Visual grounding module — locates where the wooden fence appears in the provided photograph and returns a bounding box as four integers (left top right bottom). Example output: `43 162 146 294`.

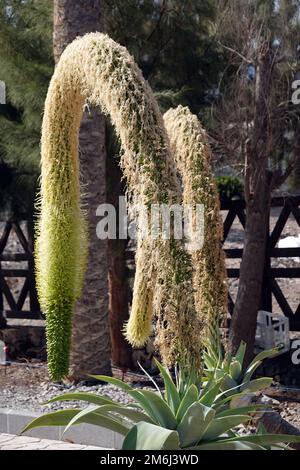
1 194 299 328
221 195 300 330
0 221 40 323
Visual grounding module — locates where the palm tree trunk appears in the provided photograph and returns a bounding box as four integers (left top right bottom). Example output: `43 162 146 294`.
53 0 111 379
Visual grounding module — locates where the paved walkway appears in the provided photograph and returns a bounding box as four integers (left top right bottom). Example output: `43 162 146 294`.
0 433 104 450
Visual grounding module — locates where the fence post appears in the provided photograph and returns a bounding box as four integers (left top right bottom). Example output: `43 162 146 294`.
261 207 272 312
0 223 6 328
27 220 40 314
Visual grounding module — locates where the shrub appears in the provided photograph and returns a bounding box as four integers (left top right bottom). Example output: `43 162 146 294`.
216 176 244 202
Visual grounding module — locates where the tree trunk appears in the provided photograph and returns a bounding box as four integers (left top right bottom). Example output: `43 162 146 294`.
53 0 111 379
108 238 132 369
260 411 300 450
229 186 270 361
107 143 133 370
53 1 104 63
230 42 275 363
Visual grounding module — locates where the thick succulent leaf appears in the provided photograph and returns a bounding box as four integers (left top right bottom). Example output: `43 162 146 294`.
242 348 280 384
229 361 242 382
154 359 180 414
188 441 266 450
244 350 278 383
205 334 221 363
201 415 250 442
256 422 268 435
216 404 270 418
203 351 217 370
44 393 115 406
224 351 232 366
197 434 300 448
199 379 223 408
220 374 238 392
214 375 265 407
203 369 215 381
89 375 133 392
235 341 247 367
176 385 199 422
128 389 177 429
213 390 251 410
214 369 226 381
92 404 155 424
62 405 131 436
122 422 180 450
240 377 273 393
22 409 82 433
137 362 162 397
243 360 263 382
177 402 215 448
248 347 280 370
22 408 129 436
229 393 253 409
200 377 216 396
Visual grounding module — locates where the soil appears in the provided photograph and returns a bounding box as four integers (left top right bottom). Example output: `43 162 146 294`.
266 387 300 429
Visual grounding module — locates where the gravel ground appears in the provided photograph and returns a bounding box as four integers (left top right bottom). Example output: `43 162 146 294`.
0 382 133 413
0 364 139 413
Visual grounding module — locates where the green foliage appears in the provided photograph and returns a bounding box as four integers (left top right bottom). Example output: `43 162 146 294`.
203 337 280 401
0 0 224 218
23 359 300 450
216 176 244 202
104 0 223 114
0 0 53 217
0 161 36 217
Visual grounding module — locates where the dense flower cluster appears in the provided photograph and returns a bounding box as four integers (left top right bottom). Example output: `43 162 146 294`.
36 33 206 380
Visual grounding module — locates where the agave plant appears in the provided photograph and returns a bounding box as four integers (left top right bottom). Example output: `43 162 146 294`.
23 360 300 450
203 334 281 402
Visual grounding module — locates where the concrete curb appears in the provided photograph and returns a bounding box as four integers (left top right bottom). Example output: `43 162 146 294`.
0 408 123 449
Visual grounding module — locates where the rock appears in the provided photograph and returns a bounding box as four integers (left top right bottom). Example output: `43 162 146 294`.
260 395 280 406
0 327 45 360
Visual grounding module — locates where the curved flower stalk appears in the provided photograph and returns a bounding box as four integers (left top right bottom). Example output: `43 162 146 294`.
164 106 227 350
36 33 201 380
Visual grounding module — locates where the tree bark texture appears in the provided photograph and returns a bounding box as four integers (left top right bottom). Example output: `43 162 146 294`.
107 148 134 369
53 0 111 379
230 42 275 363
